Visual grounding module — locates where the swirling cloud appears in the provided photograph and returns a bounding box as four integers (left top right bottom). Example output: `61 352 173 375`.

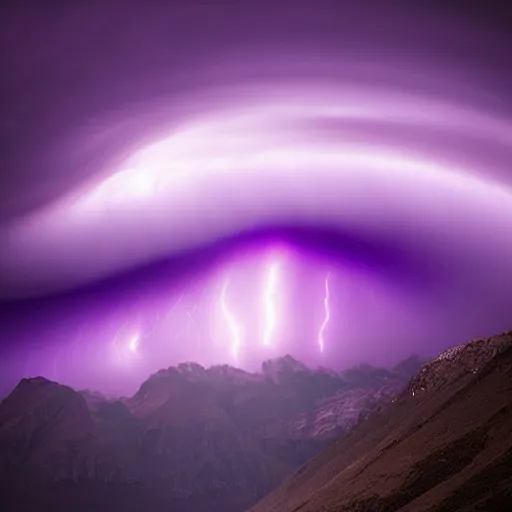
0 0 511 394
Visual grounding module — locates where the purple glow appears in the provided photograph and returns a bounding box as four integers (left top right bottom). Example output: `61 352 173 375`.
112 326 141 365
262 259 281 348
220 278 242 362
318 273 331 354
128 333 140 353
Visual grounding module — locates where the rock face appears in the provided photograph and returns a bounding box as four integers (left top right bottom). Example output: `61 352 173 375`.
0 378 97 481
0 355 420 512
250 330 512 512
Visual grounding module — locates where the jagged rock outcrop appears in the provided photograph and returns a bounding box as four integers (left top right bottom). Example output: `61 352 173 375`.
407 330 512 396
0 378 97 480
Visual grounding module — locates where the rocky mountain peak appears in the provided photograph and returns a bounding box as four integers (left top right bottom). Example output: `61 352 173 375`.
176 361 209 381
17 376 53 388
261 354 310 382
0 377 87 422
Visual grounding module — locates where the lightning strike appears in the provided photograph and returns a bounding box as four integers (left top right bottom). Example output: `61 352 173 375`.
140 291 185 342
186 304 197 339
220 279 241 361
263 260 280 347
111 326 123 360
318 272 331 353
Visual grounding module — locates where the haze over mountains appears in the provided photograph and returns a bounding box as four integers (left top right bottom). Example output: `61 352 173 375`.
1 330 511 512
0 354 422 511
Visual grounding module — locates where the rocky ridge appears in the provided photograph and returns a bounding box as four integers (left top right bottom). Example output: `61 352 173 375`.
408 329 512 396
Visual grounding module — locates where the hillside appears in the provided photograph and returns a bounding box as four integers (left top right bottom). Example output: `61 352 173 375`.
250 331 512 512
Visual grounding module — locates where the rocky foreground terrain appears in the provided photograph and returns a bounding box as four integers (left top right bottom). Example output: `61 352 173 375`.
0 354 421 511
3 330 511 512
250 330 512 512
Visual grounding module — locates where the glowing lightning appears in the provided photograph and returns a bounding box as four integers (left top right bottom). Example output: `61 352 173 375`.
220 279 241 361
318 272 331 353
128 333 140 353
263 260 280 347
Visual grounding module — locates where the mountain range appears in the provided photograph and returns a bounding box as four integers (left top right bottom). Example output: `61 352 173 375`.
2 330 511 512
0 353 422 511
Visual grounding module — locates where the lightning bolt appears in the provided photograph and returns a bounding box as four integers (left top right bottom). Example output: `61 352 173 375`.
186 304 197 338
142 291 186 341
318 272 331 353
220 279 241 361
263 260 280 347
111 325 124 361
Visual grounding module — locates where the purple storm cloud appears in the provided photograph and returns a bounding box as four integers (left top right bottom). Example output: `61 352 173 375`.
0 0 511 395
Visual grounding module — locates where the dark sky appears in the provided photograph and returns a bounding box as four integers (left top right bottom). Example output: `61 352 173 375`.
0 0 511 396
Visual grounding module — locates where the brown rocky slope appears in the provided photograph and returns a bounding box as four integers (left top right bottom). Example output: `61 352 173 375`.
250 330 512 512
